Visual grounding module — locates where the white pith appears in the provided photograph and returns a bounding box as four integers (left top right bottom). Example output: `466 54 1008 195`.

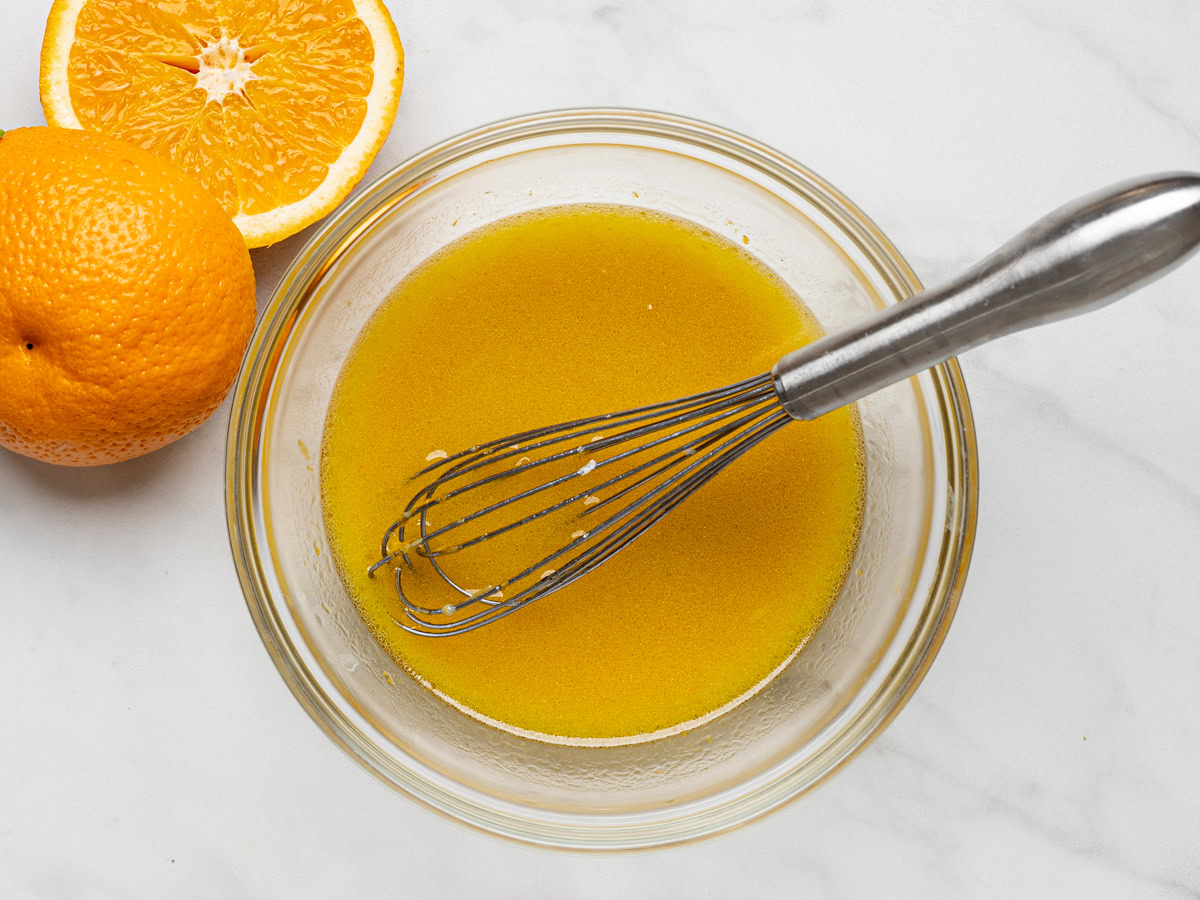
193 34 258 105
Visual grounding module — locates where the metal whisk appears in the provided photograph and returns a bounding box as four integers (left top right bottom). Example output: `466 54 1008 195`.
370 173 1200 636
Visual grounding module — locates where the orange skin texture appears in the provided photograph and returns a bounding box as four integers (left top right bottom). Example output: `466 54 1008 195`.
0 126 256 466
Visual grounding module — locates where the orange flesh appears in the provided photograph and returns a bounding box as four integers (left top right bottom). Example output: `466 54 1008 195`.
320 206 865 740
65 0 374 216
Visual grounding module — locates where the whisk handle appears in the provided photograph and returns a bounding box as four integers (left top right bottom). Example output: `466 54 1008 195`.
772 172 1200 420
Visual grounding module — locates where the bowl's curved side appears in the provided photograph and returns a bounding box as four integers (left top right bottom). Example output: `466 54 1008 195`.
225 108 979 850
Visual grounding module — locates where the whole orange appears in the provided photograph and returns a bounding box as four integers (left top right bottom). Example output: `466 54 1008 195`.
0 126 256 466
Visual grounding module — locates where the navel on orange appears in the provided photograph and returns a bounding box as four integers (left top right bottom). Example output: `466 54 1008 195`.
39 0 404 248
0 127 256 467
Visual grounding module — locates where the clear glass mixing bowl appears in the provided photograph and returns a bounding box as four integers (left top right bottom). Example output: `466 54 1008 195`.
226 108 978 850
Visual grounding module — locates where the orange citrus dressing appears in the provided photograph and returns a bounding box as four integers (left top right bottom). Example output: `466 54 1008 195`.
321 205 864 740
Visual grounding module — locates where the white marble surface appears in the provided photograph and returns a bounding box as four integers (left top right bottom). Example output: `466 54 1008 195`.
2 0 1199 896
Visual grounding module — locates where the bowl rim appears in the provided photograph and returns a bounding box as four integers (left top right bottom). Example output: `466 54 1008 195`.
225 106 979 851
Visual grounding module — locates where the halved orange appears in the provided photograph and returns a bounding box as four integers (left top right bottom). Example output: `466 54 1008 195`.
40 0 404 248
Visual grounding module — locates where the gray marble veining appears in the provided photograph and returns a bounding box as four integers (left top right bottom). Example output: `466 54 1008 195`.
1 0 1198 896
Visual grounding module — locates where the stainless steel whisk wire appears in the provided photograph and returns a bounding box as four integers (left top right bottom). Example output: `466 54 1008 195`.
369 173 1200 636
368 373 789 633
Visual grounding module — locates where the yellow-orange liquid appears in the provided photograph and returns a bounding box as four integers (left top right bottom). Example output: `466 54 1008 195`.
321 205 864 741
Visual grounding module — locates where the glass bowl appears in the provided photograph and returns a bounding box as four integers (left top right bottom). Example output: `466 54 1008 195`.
225 108 978 850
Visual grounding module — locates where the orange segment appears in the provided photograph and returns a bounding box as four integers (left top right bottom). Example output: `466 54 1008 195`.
229 0 360 45
66 44 203 140
40 0 403 248
74 0 197 56
175 102 238 214
221 93 331 214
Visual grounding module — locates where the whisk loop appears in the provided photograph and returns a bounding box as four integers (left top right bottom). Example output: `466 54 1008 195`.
369 374 788 636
